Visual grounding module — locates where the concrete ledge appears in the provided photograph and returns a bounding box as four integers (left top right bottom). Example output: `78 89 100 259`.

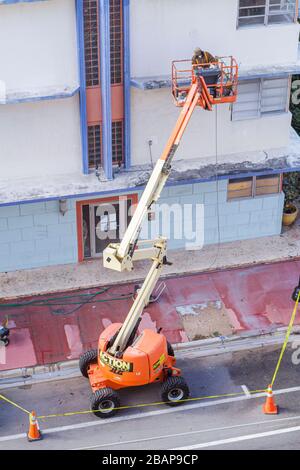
131 61 300 90
0 84 80 105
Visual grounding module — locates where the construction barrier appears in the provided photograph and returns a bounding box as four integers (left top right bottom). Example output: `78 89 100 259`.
270 291 300 388
0 388 266 420
0 290 299 439
263 385 278 415
27 411 42 442
260 290 300 415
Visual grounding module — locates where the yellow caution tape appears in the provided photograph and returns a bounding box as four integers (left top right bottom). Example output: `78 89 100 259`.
37 388 266 420
0 393 30 415
271 291 300 387
2 294 300 422
0 384 267 421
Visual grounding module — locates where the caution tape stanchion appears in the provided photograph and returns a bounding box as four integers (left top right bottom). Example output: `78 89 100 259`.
27 410 43 442
263 384 278 415
0 393 43 443
262 287 300 415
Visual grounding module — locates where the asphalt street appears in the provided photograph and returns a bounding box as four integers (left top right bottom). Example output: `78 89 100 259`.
1 343 300 450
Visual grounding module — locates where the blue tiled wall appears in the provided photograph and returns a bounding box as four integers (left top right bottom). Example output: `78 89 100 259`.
0 200 78 272
0 179 284 272
144 180 284 249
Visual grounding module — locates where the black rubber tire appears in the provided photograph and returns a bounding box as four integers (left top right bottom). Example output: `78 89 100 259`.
79 349 98 378
90 387 121 418
167 341 175 357
161 376 190 406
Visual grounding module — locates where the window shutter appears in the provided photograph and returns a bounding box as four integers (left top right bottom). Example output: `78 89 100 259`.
261 78 289 114
232 80 260 120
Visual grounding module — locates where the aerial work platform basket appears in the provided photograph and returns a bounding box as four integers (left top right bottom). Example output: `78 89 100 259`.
172 56 238 109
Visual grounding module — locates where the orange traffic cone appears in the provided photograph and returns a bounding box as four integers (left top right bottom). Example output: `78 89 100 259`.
263 384 278 415
27 411 43 442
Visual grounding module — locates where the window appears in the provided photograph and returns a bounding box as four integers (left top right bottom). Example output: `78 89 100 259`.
228 177 253 199
261 78 289 114
232 77 289 120
110 0 123 85
88 124 102 169
232 80 261 120
83 0 100 87
88 122 124 170
77 195 138 260
238 0 297 27
238 0 266 26
268 0 297 24
228 174 281 200
255 174 281 195
112 121 124 164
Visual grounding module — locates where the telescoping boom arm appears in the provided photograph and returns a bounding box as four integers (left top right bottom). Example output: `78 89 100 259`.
106 82 203 357
103 81 202 274
105 58 238 356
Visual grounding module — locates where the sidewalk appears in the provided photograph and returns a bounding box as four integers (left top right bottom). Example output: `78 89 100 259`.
1 258 300 374
0 212 300 300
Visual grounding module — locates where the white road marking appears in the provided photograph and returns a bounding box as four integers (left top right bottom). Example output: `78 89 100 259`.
1 384 300 443
72 414 300 450
0 433 26 442
241 385 251 398
172 424 300 450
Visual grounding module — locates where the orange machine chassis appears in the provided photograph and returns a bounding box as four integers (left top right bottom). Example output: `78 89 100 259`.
87 323 181 393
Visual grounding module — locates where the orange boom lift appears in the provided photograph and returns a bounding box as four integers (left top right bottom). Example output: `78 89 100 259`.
79 57 238 418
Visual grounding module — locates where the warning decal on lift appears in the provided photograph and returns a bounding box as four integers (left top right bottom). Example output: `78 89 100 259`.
100 351 134 373
153 353 165 371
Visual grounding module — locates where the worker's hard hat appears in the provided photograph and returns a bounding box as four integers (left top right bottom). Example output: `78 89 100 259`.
194 47 203 55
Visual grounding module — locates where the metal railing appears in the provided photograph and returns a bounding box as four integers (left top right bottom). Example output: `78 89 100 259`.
172 56 238 107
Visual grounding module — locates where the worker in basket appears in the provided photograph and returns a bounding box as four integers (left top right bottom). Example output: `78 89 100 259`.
192 47 220 100
192 47 216 69
192 47 232 100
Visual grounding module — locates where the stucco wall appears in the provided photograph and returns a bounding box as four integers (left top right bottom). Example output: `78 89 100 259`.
0 0 78 90
131 87 292 165
0 95 82 179
130 0 299 78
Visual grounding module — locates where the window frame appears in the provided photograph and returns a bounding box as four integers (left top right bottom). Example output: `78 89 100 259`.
83 0 101 88
232 77 290 121
237 0 298 28
88 123 102 170
227 174 282 201
76 194 138 262
112 120 124 165
110 0 124 86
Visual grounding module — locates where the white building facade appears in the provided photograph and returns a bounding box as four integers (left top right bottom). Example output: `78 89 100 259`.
0 0 299 273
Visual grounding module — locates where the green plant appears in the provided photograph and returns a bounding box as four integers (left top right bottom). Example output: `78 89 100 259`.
282 172 300 211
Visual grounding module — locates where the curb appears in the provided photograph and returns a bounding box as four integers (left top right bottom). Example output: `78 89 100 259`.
1 325 299 390
1 256 300 302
